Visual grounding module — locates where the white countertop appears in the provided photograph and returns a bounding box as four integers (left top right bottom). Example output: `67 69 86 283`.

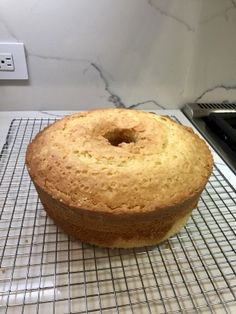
0 110 235 190
0 110 235 314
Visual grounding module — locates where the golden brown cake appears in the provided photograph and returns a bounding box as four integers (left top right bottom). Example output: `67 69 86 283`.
26 109 213 248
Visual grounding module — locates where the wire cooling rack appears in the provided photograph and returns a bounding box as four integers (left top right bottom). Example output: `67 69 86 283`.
0 118 235 314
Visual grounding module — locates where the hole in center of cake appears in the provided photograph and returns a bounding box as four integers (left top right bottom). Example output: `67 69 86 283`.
104 129 136 146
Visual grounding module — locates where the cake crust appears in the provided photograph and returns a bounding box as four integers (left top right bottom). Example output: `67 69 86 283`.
26 109 213 248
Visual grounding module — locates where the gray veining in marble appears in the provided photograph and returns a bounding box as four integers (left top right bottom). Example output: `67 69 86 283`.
231 0 236 7
90 62 126 108
199 4 236 24
0 13 19 41
194 84 236 103
88 63 165 109
29 52 164 110
128 100 165 110
28 52 89 64
147 0 195 32
40 111 67 117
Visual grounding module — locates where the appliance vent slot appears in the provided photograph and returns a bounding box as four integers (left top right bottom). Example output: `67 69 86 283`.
228 103 236 109
198 103 236 110
198 103 209 109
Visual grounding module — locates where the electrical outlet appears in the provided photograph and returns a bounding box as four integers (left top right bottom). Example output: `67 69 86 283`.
0 53 15 71
0 43 28 80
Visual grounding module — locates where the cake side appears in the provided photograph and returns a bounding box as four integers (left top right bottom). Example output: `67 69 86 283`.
34 181 201 248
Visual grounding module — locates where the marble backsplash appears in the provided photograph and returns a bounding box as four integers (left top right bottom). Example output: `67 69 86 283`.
0 0 236 111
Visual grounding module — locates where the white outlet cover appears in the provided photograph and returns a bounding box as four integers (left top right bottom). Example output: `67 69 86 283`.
0 53 15 71
0 43 28 80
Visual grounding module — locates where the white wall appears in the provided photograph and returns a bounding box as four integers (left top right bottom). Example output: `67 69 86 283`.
0 0 236 111
185 0 236 104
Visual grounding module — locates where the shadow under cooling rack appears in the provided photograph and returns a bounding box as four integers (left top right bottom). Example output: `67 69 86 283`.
0 118 236 314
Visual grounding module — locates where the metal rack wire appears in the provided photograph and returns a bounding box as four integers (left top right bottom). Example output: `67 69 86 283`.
0 118 235 314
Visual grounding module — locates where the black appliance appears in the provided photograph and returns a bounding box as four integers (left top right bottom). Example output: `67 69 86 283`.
182 103 236 175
